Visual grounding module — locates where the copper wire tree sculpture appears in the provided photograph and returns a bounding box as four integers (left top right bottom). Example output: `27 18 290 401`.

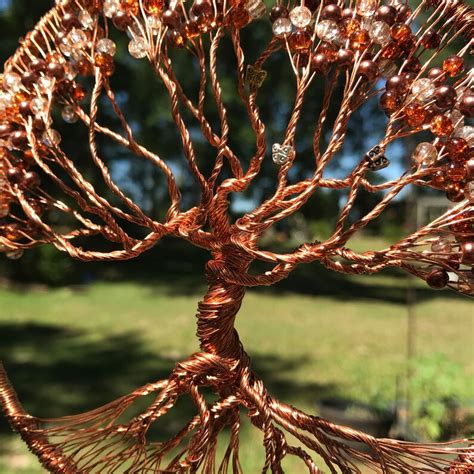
0 0 473 471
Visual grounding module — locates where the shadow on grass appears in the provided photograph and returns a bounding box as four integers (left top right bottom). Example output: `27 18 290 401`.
0 322 338 453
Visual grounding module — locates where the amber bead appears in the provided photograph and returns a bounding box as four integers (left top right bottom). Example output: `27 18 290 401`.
113 11 132 30
317 42 338 62
121 0 139 15
311 53 330 75
230 6 250 29
459 94 474 118
466 158 474 180
2 223 21 241
76 58 93 76
442 55 464 77
404 103 426 127
350 30 370 51
386 74 409 94
375 5 396 25
32 115 46 133
342 18 360 38
390 22 411 43
72 84 87 102
381 42 401 60
430 115 453 137
433 85 456 110
168 30 185 48
447 137 469 162
421 28 440 49
270 5 288 22
426 269 448 289
321 4 341 21
183 20 200 39
446 182 464 202
163 9 182 29
94 52 114 76
289 30 312 52
143 0 164 15
336 49 354 68
431 169 446 188
358 60 379 82
461 242 474 264
446 162 465 182
380 91 400 114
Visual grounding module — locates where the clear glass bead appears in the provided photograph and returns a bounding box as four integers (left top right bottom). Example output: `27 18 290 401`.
411 78 435 102
79 10 95 29
128 38 148 59
4 72 22 92
316 20 339 43
357 0 377 17
103 0 120 18
247 0 266 19
379 59 397 78
6 249 24 260
30 97 48 115
62 105 78 124
63 63 77 81
431 238 451 253
0 91 11 113
68 28 88 49
466 181 474 202
59 38 74 57
289 6 312 29
368 21 391 45
96 38 117 56
272 17 292 38
456 125 474 147
42 129 62 148
38 76 54 93
412 142 437 166
147 15 161 30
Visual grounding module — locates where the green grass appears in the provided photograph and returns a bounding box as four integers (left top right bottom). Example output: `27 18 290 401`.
0 250 473 472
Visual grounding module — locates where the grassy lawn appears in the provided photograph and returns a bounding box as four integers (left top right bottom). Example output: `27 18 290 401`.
0 241 473 472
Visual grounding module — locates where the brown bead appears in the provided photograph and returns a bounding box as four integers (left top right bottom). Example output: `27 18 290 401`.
386 74 409 94
404 103 426 127
21 71 38 89
421 28 441 49
62 13 81 30
443 55 464 77
447 137 469 162
430 114 453 137
167 30 185 48
381 42 401 59
396 4 412 22
461 242 474 264
431 169 446 188
433 85 456 109
375 5 397 25
11 130 29 150
336 48 354 68
19 101 32 118
190 0 213 19
72 84 87 102
403 56 421 73
358 60 379 82
270 5 288 22
427 67 445 85
379 91 400 114
390 22 411 43
46 62 65 80
7 167 23 184
29 58 47 73
32 116 46 133
321 4 341 21
311 53 330 75
304 0 318 12
143 0 165 15
289 30 312 52
426 269 449 289
317 42 338 62
459 94 474 118
446 182 464 202
162 9 182 29
230 6 250 29
399 35 416 54
0 122 13 138
22 171 40 189
112 11 132 30
350 30 370 51
446 162 465 182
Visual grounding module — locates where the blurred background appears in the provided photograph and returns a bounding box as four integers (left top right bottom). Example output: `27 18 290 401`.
0 0 473 472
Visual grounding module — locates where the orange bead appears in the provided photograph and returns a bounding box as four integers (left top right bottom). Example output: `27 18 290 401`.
76 58 93 76
442 55 464 77
230 6 250 29
350 30 370 51
430 114 453 137
390 22 411 43
404 103 426 127
289 30 312 52
143 0 165 15
72 84 86 102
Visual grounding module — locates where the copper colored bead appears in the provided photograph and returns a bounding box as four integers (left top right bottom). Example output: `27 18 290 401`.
29 58 47 73
191 0 213 19
76 58 93 76
399 35 416 54
433 85 456 109
21 71 38 89
403 56 421 73
270 4 288 22
404 103 426 127
375 5 397 25
390 22 411 43
336 48 354 68
289 30 312 52
431 169 445 188
7 167 23 184
162 9 182 29
396 4 412 22
317 42 338 62
32 115 46 132
446 162 465 182
426 269 449 289
430 115 453 137
459 94 474 118
443 55 464 77
428 67 445 85
94 52 115 77
46 62 65 80
421 28 441 49
341 7 353 19
62 13 81 30
381 42 401 60
72 84 87 102
379 91 400 114
386 74 409 94
350 30 370 51
112 11 132 30
357 60 379 82
22 171 40 189
11 130 28 150
447 137 469 162
19 101 32 118
184 20 200 38
321 4 341 21
230 6 250 29
446 182 464 202
461 242 474 264
311 53 330 75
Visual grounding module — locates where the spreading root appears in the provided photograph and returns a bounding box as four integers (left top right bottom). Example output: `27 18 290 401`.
1 356 472 473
